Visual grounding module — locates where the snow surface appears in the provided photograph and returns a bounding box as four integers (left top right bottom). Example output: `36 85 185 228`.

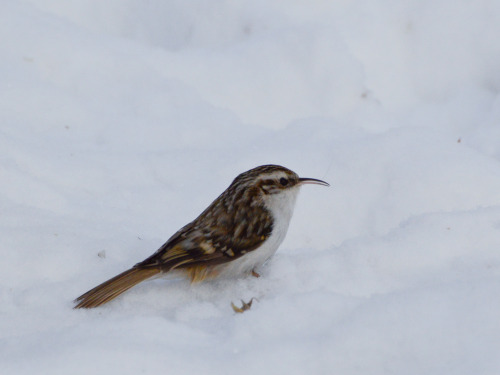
2 0 500 374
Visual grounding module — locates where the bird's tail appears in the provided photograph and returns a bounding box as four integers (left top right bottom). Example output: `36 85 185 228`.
74 267 161 309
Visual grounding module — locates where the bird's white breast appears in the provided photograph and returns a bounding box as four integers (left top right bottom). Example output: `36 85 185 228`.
216 186 300 278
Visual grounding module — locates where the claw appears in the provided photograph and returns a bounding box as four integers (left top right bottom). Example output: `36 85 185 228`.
231 298 257 313
251 269 261 278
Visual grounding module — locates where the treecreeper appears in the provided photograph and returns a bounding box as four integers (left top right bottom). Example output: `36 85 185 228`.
74 164 329 308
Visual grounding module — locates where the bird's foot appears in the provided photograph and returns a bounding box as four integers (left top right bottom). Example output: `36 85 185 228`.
251 269 261 278
231 298 257 313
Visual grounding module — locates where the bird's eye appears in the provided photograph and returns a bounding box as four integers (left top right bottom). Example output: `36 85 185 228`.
279 177 289 186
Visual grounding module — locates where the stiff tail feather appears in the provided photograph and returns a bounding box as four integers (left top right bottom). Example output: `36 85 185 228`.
74 267 161 309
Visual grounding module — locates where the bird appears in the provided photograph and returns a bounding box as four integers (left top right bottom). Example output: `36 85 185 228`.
74 164 329 308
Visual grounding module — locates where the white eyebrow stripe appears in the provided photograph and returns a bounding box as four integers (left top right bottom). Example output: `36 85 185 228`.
256 171 289 182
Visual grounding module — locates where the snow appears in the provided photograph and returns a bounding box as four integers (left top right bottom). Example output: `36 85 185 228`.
2 0 500 373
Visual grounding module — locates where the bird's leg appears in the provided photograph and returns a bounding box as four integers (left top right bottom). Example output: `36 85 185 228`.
251 269 261 278
231 298 257 313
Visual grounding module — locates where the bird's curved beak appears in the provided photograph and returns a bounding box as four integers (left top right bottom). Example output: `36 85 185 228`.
298 177 330 187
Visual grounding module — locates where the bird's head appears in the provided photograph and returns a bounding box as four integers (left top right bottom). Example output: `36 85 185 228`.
227 165 329 212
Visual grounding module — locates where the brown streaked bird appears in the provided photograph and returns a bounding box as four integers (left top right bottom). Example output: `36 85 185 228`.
74 165 329 308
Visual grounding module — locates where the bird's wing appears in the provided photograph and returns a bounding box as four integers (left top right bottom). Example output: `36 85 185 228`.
136 205 273 271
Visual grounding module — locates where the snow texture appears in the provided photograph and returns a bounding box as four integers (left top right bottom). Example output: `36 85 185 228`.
2 1 500 374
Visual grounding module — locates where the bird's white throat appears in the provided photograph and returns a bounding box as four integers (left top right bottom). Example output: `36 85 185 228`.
263 185 300 239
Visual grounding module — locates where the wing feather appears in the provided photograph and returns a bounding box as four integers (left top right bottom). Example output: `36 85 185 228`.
136 204 273 271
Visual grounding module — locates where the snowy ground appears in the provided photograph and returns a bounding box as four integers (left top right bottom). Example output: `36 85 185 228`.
2 1 500 374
